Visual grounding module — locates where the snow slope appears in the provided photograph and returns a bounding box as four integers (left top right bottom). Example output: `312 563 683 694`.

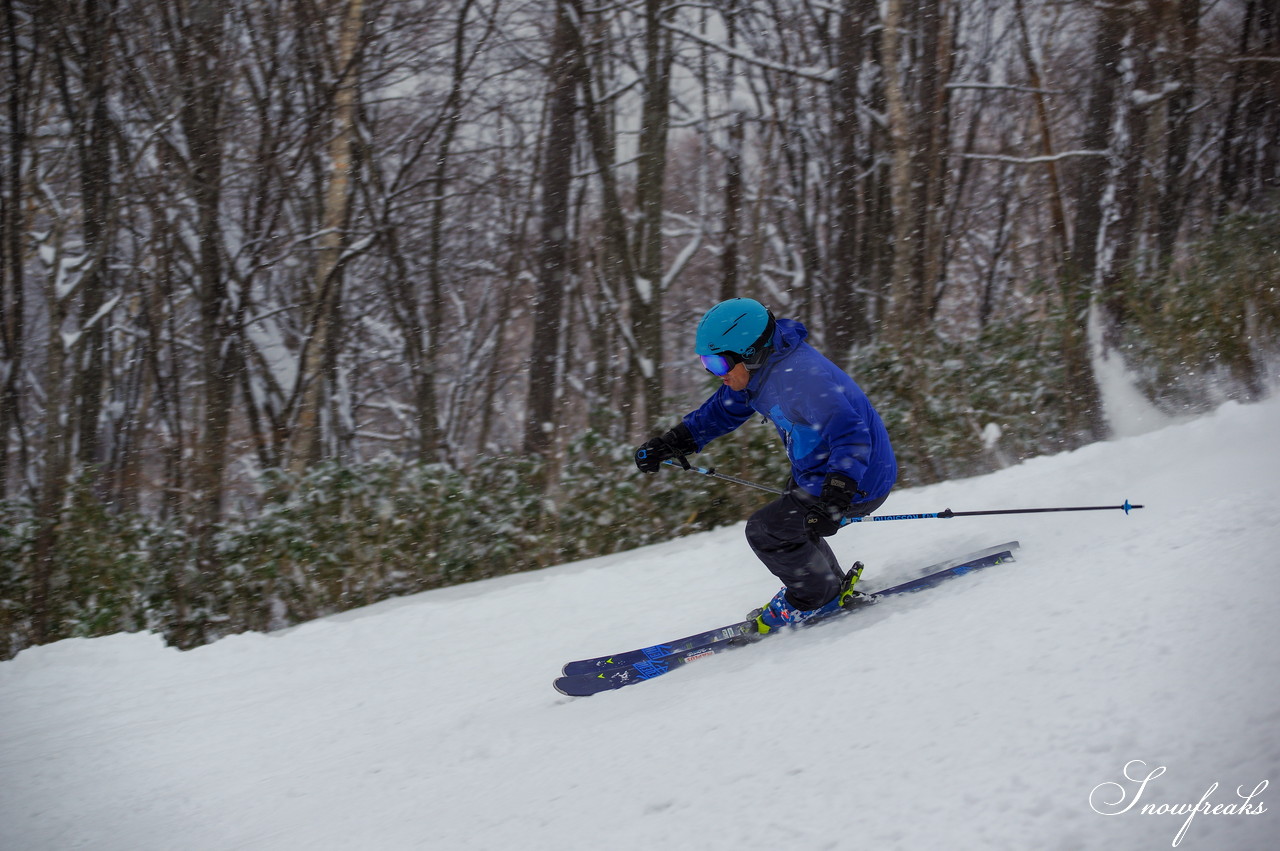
3 397 1279 851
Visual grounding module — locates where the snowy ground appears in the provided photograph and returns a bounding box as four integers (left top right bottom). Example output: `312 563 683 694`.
3 396 1279 851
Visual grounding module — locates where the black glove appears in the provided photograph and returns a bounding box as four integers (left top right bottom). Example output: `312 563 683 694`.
635 423 697 474
805 472 862 537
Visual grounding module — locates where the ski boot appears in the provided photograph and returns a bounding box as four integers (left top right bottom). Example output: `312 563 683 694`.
751 562 870 634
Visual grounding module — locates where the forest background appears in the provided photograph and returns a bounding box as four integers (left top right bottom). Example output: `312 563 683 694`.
1 0 1277 658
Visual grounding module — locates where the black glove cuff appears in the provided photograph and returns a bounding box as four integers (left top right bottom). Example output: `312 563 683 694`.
663 423 698 457
819 472 860 511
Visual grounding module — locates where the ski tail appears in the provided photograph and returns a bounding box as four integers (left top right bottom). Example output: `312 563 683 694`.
874 542 1018 597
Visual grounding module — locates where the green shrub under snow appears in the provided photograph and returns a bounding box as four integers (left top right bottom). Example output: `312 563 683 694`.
1118 208 1280 410
0 420 792 658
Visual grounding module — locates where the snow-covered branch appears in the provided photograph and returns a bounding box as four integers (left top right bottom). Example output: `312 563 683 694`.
959 150 1108 165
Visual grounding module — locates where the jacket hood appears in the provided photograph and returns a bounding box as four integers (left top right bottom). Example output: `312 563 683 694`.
771 317 807 357
743 317 806 393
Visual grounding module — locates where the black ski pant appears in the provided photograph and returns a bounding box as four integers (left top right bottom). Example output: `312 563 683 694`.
744 485 889 611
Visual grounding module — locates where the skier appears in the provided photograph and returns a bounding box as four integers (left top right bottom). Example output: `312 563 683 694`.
635 297 898 633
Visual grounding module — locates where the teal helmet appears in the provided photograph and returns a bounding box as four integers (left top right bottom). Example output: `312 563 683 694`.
695 298 776 376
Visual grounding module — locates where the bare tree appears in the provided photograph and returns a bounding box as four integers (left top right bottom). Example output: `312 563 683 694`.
828 0 879 362
1215 0 1279 219
524 0 578 457
881 0 919 342
630 0 676 431
1012 0 1070 264
1061 0 1125 446
290 0 366 472
0 0 35 496
25 0 122 641
718 0 745 304
172 0 233 642
1156 0 1201 269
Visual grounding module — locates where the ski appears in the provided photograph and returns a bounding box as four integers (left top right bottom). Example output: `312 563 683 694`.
560 541 1017 677
559 620 762 678
554 542 1019 697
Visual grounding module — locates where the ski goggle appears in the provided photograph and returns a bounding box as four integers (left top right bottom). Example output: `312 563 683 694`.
700 352 740 377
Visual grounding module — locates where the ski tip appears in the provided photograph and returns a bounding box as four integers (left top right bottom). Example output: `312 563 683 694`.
552 678 580 697
562 657 621 676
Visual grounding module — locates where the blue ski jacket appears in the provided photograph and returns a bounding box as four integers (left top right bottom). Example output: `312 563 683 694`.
681 318 897 500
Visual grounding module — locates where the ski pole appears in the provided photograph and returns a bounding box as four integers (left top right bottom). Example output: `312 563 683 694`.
660 459 1143 520
837 501 1143 525
661 458 787 495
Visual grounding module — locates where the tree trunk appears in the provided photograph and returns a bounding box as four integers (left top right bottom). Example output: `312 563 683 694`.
1012 0 1070 263
67 0 113 474
631 0 674 431
1214 0 1279 218
881 0 918 343
1061 1 1126 447
720 1 744 303
291 0 364 473
523 0 577 456
568 0 639 439
912 0 951 323
0 0 32 497
415 0 476 464
28 0 118 643
858 0 892 339
828 0 876 363
178 0 231 644
1156 0 1200 269
1098 4 1156 337
29 232 76 644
